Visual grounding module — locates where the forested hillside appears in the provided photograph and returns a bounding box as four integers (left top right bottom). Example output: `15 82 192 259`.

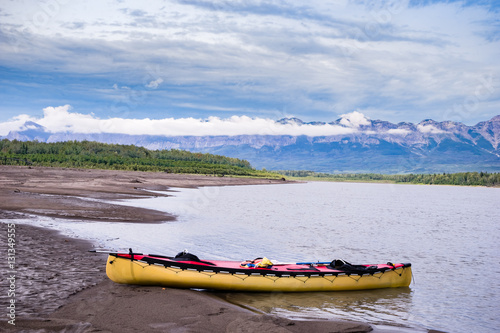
0 139 282 178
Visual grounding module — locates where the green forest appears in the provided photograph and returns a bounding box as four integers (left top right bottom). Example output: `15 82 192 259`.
279 170 500 187
0 139 282 178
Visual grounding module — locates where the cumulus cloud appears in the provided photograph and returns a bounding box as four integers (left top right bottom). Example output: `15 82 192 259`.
417 124 446 134
0 114 38 136
0 106 474 138
0 105 360 137
339 111 371 128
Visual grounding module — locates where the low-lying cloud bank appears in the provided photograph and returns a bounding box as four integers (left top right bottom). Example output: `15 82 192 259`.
0 105 450 137
0 105 358 137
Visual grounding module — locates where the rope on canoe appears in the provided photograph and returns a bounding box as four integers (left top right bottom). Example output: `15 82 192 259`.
123 255 409 285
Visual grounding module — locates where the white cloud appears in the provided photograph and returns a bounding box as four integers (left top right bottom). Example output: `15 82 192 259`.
417 124 446 134
1 105 357 137
386 128 411 136
0 114 38 136
339 111 371 128
1 0 498 124
146 78 164 89
1 106 472 138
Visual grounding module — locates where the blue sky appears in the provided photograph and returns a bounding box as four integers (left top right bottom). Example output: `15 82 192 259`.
0 0 499 130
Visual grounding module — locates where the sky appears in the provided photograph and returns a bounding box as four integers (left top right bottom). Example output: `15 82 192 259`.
0 0 499 135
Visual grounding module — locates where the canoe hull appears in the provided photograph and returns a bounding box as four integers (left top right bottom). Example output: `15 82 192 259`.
106 255 412 292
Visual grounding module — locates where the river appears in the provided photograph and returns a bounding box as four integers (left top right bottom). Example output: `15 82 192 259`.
13 181 500 332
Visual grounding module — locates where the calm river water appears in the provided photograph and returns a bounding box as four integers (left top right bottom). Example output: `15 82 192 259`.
14 182 500 332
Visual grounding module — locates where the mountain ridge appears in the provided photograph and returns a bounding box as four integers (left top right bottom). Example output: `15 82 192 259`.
3 114 499 174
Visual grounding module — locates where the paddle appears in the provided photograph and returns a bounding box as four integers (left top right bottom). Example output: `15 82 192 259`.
271 261 331 266
89 249 144 256
90 250 336 267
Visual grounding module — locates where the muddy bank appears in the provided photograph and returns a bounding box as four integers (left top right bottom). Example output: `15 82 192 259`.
0 166 291 223
0 222 373 333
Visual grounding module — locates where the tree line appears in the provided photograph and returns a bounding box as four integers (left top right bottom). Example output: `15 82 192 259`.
278 170 500 187
0 139 282 178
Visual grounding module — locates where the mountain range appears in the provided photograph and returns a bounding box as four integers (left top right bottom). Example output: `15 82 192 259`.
3 115 500 174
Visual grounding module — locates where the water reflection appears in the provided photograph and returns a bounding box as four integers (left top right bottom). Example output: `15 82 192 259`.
212 287 414 326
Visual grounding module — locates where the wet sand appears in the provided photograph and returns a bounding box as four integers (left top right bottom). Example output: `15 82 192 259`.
0 166 419 332
0 165 291 222
0 223 374 333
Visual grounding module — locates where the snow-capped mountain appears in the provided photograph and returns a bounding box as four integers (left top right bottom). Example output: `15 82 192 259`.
3 115 500 173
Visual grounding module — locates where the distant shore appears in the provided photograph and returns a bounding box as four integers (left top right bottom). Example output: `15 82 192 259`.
286 174 500 187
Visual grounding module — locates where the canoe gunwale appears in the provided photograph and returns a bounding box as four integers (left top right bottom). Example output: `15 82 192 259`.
109 253 412 279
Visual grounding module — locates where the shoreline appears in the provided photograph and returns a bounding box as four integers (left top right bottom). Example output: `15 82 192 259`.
0 221 406 333
0 166 435 332
287 176 500 188
0 165 294 223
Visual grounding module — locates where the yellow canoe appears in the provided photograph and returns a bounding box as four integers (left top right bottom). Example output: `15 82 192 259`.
105 251 412 292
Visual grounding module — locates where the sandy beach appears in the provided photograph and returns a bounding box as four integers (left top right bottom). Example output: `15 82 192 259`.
0 166 433 332
0 165 291 223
